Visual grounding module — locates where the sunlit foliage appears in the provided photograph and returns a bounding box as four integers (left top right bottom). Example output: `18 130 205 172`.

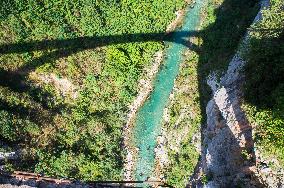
0 0 186 180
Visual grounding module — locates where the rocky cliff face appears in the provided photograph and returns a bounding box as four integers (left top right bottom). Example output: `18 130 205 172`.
200 54 260 187
189 0 284 187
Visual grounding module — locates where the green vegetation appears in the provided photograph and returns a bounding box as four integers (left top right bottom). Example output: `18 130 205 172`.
243 0 284 167
0 0 186 180
162 51 201 187
1 0 281 184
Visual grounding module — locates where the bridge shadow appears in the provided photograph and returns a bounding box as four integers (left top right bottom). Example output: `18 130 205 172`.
0 31 199 103
0 0 269 187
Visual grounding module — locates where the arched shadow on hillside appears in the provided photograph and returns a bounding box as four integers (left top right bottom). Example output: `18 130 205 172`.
0 31 199 98
0 0 271 186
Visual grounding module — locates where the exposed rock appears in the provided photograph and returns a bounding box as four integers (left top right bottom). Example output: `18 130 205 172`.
0 152 18 161
166 10 185 33
253 147 284 187
29 72 78 99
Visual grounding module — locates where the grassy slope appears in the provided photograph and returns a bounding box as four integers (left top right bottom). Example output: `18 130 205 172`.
0 0 186 180
243 0 284 168
162 0 259 187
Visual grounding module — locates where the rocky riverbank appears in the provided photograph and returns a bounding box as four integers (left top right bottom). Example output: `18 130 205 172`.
153 50 202 186
122 51 163 181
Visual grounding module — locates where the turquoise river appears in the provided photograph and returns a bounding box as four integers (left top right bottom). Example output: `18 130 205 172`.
133 0 204 181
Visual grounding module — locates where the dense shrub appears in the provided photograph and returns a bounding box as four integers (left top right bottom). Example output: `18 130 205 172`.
243 0 284 164
0 0 186 180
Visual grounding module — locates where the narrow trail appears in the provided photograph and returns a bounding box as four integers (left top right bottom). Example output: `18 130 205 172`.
132 0 204 181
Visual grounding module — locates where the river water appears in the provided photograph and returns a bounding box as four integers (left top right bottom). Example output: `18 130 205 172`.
133 0 203 181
